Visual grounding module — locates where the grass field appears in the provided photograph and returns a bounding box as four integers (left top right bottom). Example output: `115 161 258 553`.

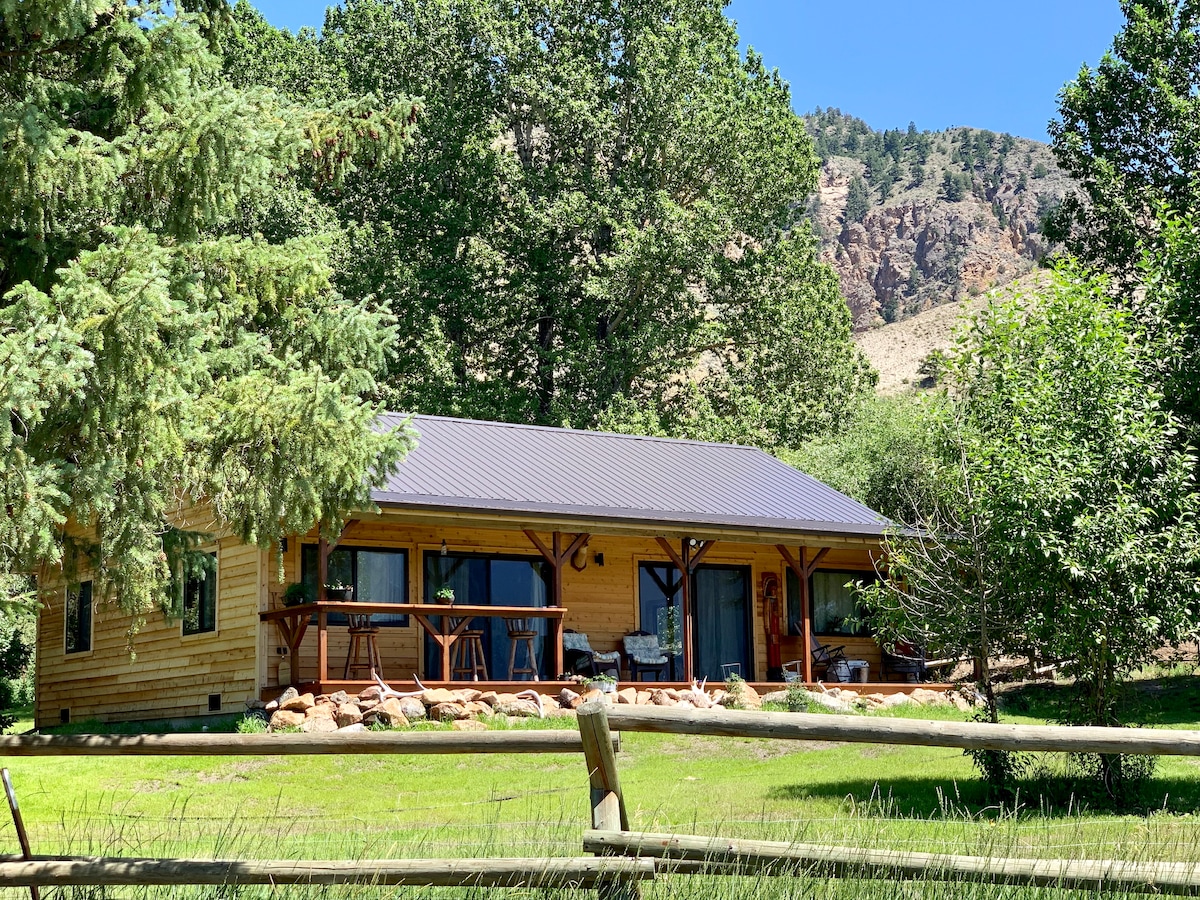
1 674 1199 898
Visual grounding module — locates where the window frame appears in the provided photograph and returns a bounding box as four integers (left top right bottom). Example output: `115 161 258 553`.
65 580 93 655
299 544 410 627
181 551 218 637
807 568 876 638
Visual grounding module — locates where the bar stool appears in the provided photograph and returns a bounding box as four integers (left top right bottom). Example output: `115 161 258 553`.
344 613 384 680
449 617 488 681
505 618 539 681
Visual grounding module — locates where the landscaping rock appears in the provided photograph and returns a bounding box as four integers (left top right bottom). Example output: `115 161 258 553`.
329 690 350 705
495 698 541 717
910 688 949 707
675 700 695 710
421 688 458 705
464 701 493 718
881 693 911 708
452 689 483 703
452 719 487 731
650 689 675 706
301 716 338 734
664 688 682 701
278 686 299 704
478 691 501 707
336 703 363 728
269 709 305 730
740 684 762 709
807 691 853 713
357 686 382 703
338 723 367 733
358 697 379 711
708 689 726 706
559 688 583 709
615 687 638 705
948 692 973 713
280 692 315 713
373 697 412 727
263 699 279 713
430 702 468 721
635 690 651 705
579 689 606 705
398 697 427 721
760 690 789 706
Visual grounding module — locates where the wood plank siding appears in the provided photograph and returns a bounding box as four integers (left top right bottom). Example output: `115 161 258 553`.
37 513 884 727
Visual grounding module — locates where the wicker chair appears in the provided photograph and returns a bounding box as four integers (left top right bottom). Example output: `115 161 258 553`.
623 630 669 681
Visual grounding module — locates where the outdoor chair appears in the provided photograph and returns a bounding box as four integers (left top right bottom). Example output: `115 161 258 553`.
809 634 847 681
623 630 670 681
882 641 927 683
563 630 621 677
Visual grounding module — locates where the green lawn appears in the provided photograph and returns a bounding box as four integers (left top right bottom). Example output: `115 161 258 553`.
2 677 1199 898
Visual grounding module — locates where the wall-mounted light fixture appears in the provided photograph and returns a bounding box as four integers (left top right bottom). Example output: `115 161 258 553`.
594 552 605 567
440 539 448 557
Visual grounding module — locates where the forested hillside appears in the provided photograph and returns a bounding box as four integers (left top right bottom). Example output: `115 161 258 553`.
803 109 1071 328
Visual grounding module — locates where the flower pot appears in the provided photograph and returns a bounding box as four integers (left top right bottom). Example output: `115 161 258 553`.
325 587 354 602
586 679 617 694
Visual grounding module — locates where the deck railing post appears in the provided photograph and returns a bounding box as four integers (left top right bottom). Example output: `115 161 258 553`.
577 701 637 900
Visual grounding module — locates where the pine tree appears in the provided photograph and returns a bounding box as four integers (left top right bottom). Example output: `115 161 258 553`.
0 2 421 621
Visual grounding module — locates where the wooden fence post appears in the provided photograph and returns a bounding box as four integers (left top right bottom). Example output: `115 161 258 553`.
577 700 637 900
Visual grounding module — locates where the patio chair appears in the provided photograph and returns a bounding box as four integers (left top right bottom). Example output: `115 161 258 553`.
809 634 847 681
882 641 927 683
623 630 670 681
562 630 621 677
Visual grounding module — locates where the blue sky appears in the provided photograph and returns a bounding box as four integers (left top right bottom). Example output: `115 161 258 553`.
248 0 1126 141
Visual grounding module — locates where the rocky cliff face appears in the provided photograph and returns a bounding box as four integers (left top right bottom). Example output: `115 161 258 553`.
805 112 1071 329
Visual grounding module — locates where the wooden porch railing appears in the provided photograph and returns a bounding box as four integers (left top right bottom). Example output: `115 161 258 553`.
259 603 567 686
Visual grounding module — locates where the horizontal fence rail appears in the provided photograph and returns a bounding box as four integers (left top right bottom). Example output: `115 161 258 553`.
0 730 615 757
583 831 1200 895
0 856 656 888
603 704 1200 756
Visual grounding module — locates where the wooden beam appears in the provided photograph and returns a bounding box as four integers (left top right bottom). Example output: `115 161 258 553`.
654 537 685 572
582 831 1200 895
687 540 715 571
805 547 831 577
0 857 655 889
524 529 555 566
0 731 619 757
603 705 1200 756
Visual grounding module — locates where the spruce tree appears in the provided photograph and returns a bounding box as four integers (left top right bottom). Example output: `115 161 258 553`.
0 2 421 621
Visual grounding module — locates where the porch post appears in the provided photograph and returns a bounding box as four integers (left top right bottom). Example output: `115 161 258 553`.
655 538 715 683
524 530 590 678
317 608 328 689
777 545 830 684
317 537 329 602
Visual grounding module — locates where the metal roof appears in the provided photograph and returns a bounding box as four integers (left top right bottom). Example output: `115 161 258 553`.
371 414 890 539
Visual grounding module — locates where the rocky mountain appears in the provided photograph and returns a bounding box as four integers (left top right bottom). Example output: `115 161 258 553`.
804 110 1072 329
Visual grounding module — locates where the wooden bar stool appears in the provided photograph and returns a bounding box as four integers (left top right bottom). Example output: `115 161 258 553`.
505 618 539 681
449 617 488 681
344 613 384 680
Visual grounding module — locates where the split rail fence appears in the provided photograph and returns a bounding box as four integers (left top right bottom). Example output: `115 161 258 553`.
2 708 1200 895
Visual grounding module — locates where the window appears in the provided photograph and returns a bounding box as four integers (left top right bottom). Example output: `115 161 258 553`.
422 552 551 677
787 569 874 637
300 545 409 626
65 581 92 654
182 552 217 635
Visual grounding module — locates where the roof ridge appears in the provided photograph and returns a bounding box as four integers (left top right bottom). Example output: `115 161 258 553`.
387 412 772 454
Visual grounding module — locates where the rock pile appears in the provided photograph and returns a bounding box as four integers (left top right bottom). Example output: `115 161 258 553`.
251 683 980 732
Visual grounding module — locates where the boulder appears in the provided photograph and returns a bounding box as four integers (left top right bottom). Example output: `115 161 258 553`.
245 698 267 710
357 686 382 703
478 691 501 707
948 692 973 713
635 691 652 706
338 723 368 733
675 700 695 710
358 698 379 711
301 716 338 734
280 692 315 713
559 688 583 709
650 689 675 706
615 687 638 705
306 702 336 720
430 702 468 721
421 688 459 705
664 688 682 701
910 688 949 707
372 697 411 727
451 719 487 731
398 697 427 721
452 689 483 704
278 686 300 704
740 684 762 709
269 709 305 730
864 693 887 704
463 701 493 718
579 689 605 705
263 699 280 713
807 691 853 713
336 703 363 728
495 698 541 717
760 690 789 706
881 692 911 708
329 690 350 705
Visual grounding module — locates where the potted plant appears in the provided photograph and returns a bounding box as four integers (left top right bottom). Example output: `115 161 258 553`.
584 673 618 694
434 586 455 603
282 582 314 607
324 581 354 602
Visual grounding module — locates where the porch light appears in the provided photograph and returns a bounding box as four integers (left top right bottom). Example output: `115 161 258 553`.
440 539 447 557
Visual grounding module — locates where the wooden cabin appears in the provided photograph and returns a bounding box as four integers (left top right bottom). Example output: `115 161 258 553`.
34 415 898 728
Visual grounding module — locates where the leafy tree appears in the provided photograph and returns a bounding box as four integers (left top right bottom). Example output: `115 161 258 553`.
228 0 872 435
865 269 1200 753
0 1 420 622
1048 0 1200 275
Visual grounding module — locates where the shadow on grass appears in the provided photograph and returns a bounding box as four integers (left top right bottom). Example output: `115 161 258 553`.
998 673 1200 728
768 771 1200 818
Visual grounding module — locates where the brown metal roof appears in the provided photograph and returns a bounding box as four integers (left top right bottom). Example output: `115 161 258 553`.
372 414 890 539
